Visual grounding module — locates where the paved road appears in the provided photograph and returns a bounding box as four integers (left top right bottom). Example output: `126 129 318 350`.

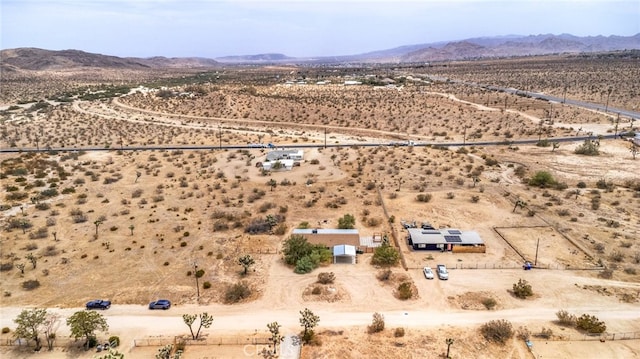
0 134 620 154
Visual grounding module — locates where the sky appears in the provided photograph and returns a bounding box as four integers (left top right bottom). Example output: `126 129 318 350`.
1 0 639 58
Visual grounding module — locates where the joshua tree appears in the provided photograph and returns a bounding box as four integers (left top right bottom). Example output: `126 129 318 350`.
135 171 142 183
128 224 135 236
16 263 25 274
238 254 255 275
26 253 37 269
445 338 454 358
631 144 638 160
552 142 560 152
52 231 58 241
513 199 527 213
267 321 284 354
299 308 320 343
182 313 214 340
94 220 103 237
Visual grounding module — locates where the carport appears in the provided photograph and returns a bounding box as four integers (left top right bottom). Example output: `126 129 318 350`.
333 244 356 264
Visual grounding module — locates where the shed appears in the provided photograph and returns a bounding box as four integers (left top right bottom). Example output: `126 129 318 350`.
292 228 360 248
333 245 356 264
262 159 294 171
407 228 486 253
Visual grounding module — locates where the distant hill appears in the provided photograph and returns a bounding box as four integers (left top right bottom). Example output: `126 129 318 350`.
2 33 639 70
0 48 218 72
216 53 293 63
399 33 640 62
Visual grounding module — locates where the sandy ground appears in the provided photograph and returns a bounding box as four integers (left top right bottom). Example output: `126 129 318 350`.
1 79 639 358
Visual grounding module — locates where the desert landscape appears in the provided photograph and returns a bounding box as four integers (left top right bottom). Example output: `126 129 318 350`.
1 49 639 359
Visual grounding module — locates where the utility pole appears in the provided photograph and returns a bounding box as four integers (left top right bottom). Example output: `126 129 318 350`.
324 128 327 149
534 238 540 266
218 124 222 149
463 126 467 145
614 113 620 138
605 87 612 113
193 261 200 301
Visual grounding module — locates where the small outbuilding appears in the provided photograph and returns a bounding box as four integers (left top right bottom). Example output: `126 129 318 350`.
262 159 294 171
407 228 485 253
333 244 356 264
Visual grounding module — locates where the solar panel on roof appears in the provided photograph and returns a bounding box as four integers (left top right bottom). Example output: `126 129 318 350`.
448 230 462 235
444 235 462 243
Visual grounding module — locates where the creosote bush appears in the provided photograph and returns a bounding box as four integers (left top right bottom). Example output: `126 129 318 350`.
555 309 577 327
480 319 513 344
396 282 414 300
224 281 252 303
512 279 533 299
367 312 385 334
576 314 606 334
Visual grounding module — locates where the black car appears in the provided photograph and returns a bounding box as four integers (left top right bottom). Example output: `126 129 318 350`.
86 299 111 310
148 299 171 310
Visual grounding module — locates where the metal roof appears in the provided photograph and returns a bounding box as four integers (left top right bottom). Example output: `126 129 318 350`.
293 229 359 235
408 228 484 245
333 244 356 256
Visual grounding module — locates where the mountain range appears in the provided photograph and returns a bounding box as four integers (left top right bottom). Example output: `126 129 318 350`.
2 33 639 71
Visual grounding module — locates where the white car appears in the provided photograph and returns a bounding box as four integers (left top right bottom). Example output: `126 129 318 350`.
423 266 434 280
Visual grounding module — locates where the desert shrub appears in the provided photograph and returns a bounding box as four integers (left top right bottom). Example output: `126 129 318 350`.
482 297 497 310
295 255 319 274
471 195 480 203
517 326 531 340
512 279 533 299
22 280 40 290
367 312 385 333
311 286 322 295
317 272 335 284
42 245 59 257
371 243 399 267
195 269 205 278
0 262 14 271
577 181 587 188
203 281 212 289
245 218 271 234
213 220 229 231
225 281 251 303
574 140 600 156
529 171 556 188
337 214 356 229
484 158 499 166
537 327 553 339
108 336 120 347
480 319 513 344
28 227 49 239
556 309 577 327
576 314 606 334
39 188 58 198
35 202 50 211
609 250 624 262
376 269 392 281
599 269 613 279
2 327 9 334
624 267 637 275
396 282 413 300
366 217 381 227
416 193 432 202
273 223 288 235
393 328 405 337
